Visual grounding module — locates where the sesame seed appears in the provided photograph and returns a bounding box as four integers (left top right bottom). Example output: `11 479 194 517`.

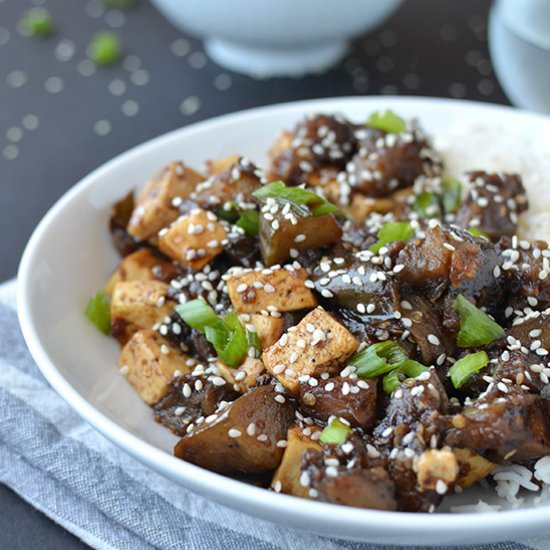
119 365 129 376
427 334 440 346
182 383 192 398
274 395 286 404
276 440 287 448
246 422 256 436
174 406 186 416
435 480 448 495
228 428 242 438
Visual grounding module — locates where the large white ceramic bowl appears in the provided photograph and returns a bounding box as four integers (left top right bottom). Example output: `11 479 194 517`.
18 97 550 546
150 0 402 77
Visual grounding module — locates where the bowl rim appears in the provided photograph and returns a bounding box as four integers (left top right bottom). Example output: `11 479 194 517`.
17 95 550 540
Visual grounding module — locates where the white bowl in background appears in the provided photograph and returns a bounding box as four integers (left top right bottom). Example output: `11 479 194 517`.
150 0 402 77
489 0 550 114
17 96 550 546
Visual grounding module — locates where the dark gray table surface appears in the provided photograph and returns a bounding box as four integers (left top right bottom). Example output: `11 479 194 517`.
0 0 508 548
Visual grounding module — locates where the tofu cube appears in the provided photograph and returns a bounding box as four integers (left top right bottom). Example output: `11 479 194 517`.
206 155 241 176
227 266 317 314
158 208 227 270
119 329 188 404
414 449 459 491
262 306 359 393
111 280 173 343
271 426 321 497
105 248 178 297
216 357 265 392
127 161 204 240
250 314 284 349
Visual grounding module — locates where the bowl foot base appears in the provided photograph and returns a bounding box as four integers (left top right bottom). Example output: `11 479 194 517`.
204 38 348 78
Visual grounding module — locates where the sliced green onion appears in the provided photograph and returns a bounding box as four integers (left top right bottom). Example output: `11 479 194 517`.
216 201 239 222
453 294 504 348
441 176 462 214
449 351 489 389
382 359 428 394
310 202 339 216
414 191 441 219
383 370 402 393
253 181 338 217
236 210 260 236
21 8 55 38
367 110 406 134
319 418 352 445
177 301 252 367
175 299 219 331
85 292 111 335
350 341 408 378
246 329 261 356
89 32 121 66
216 312 247 367
467 227 489 239
370 221 414 253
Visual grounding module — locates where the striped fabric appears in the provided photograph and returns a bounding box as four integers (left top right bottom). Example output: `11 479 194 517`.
0 279 546 550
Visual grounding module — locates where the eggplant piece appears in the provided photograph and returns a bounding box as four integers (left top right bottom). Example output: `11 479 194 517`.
345 127 442 198
455 171 528 241
154 373 238 436
271 426 321 497
192 157 261 209
302 445 397 510
268 114 356 185
259 205 341 266
175 385 295 474
443 387 550 462
110 191 140 257
298 375 378 429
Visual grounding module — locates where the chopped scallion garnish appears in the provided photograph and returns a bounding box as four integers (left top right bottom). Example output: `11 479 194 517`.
351 341 428 393
414 191 441 219
21 8 55 38
319 418 352 445
370 221 415 253
467 227 488 239
253 181 338 218
367 110 406 134
175 300 257 367
441 176 462 214
236 210 260 236
84 292 111 334
449 351 489 389
453 294 504 348
89 32 121 66
175 299 219 331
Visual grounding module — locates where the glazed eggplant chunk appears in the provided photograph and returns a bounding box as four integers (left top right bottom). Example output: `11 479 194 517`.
88 108 550 513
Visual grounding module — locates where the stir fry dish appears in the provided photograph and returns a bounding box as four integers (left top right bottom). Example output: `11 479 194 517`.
86 110 550 512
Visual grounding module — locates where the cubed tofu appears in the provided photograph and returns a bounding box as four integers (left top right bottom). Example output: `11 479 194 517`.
414 449 459 491
262 306 359 393
158 208 227 270
250 314 285 349
105 249 179 297
452 448 495 489
216 357 265 393
343 194 402 224
271 426 321 497
119 329 189 404
111 280 173 343
206 155 241 176
127 161 204 241
227 266 317 314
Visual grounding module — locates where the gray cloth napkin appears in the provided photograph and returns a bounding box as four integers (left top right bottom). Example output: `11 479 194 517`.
0 278 547 550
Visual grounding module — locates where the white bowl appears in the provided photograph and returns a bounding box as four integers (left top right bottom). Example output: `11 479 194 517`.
489 0 550 114
150 0 402 77
18 97 550 546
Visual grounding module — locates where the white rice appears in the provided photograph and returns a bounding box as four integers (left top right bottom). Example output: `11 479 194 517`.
435 122 550 512
436 122 550 242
